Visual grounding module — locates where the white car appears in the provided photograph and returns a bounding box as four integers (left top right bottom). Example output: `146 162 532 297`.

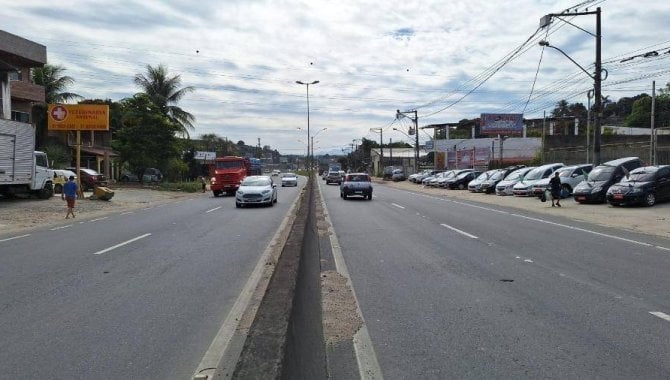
495 167 535 196
280 172 298 187
530 164 592 197
235 176 278 207
512 163 564 197
53 169 77 194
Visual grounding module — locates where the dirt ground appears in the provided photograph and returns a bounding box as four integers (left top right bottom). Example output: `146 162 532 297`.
374 178 670 240
0 186 205 235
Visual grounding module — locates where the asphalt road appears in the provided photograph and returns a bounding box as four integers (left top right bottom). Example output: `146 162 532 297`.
0 176 303 379
319 179 670 379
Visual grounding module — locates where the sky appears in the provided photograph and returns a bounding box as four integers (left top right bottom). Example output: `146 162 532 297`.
5 0 670 155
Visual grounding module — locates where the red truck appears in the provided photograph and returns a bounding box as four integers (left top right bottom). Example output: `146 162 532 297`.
209 156 252 196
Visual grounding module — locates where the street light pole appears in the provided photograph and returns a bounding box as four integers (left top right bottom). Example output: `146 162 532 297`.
540 7 603 165
396 109 419 173
296 80 319 172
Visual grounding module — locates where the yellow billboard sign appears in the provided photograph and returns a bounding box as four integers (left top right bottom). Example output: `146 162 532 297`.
47 104 109 131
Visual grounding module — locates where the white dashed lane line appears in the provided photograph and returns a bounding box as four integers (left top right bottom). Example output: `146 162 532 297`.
206 206 222 213
90 217 108 222
440 223 478 239
93 233 152 255
391 203 405 209
0 234 31 243
650 312 670 322
50 225 73 231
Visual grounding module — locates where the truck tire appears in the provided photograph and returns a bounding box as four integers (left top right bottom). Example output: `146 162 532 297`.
213 190 221 197
38 183 54 199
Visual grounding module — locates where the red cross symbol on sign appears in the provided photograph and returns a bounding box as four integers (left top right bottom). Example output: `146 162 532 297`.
51 105 68 121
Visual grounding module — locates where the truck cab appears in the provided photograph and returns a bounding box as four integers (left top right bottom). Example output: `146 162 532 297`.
209 156 251 196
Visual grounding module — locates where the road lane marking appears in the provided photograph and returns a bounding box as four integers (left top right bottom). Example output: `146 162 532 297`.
0 234 30 243
318 180 383 379
391 203 405 209
440 223 478 239
206 206 222 213
90 217 108 222
50 225 72 231
650 312 670 322
121 211 134 215
93 233 151 255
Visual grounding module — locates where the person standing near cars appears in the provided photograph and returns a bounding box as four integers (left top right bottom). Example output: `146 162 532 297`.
549 171 562 207
199 176 207 193
62 175 78 218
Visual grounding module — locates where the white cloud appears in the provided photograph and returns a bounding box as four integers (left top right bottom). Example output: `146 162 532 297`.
5 0 670 154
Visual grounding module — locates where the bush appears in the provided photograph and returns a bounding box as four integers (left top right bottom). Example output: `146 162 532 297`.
156 181 201 193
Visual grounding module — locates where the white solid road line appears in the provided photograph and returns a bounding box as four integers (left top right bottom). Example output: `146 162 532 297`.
93 233 151 255
318 181 384 380
50 225 73 231
205 206 222 213
0 234 31 243
650 311 670 322
391 203 405 209
90 217 108 222
440 223 479 239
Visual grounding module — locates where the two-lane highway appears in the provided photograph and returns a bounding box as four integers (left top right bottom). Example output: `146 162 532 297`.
319 179 670 378
0 177 304 378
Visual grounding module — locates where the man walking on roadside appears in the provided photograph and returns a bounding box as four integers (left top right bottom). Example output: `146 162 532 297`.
62 175 78 219
549 171 562 207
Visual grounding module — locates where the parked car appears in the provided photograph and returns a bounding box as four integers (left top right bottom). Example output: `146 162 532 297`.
480 165 525 194
422 170 446 186
280 172 298 187
392 169 406 181
67 167 108 191
530 164 592 198
606 165 670 207
143 167 163 182
325 170 342 185
120 171 139 182
52 169 77 194
412 169 440 184
428 170 454 187
383 166 399 180
445 170 481 190
468 169 498 192
235 175 277 207
340 172 373 200
496 167 536 196
437 170 471 188
512 163 564 197
573 157 644 204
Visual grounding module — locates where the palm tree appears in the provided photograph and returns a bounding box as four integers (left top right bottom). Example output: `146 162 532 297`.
31 64 83 148
134 64 195 138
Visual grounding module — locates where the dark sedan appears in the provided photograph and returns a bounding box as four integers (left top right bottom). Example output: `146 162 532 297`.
445 171 481 190
606 165 670 207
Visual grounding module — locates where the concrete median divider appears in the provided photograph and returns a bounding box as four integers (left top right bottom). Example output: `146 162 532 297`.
231 177 327 378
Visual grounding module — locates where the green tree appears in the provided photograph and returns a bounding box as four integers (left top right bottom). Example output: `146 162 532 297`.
31 64 83 148
133 64 195 138
112 94 182 181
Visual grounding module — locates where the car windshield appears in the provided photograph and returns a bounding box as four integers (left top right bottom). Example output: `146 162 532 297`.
457 172 471 179
621 170 655 182
347 175 369 182
489 170 505 180
587 166 615 181
504 168 530 181
524 167 548 181
475 172 489 181
241 178 270 186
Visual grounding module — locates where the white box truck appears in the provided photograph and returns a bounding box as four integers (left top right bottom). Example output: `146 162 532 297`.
0 119 54 199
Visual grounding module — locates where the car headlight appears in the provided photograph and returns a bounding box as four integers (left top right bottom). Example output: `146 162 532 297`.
237 190 244 195
262 189 271 195
629 187 643 194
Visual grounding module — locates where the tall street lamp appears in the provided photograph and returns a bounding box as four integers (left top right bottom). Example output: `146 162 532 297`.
539 7 603 165
296 80 319 172
396 109 419 174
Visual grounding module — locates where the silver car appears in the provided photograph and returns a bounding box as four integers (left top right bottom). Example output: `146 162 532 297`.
280 172 298 187
235 175 278 207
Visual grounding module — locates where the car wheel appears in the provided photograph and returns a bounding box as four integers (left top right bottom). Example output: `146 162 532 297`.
236 202 241 208
343 193 348 200
367 193 373 200
645 192 656 207
458 183 465 190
